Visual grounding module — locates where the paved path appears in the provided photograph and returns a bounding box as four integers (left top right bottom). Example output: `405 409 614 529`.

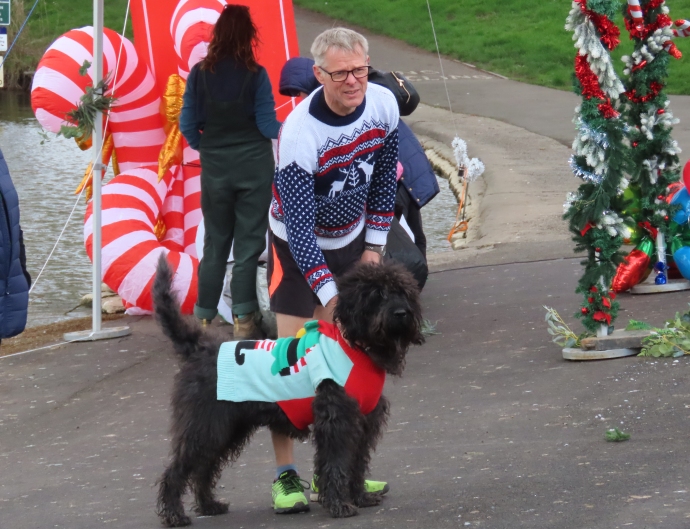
295 7 690 153
3 8 690 529
2 261 690 528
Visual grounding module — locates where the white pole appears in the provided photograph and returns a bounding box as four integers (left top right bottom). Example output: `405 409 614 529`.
63 0 130 342
92 0 104 333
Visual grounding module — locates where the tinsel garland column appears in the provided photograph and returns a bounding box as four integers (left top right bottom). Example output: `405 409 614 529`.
619 0 683 287
564 0 632 335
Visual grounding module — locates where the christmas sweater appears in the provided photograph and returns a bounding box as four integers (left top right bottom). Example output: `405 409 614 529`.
216 320 386 430
269 83 400 306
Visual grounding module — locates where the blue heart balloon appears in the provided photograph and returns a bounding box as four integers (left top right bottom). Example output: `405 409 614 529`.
671 188 690 225
673 246 690 279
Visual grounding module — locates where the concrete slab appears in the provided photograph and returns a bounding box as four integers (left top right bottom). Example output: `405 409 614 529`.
2 260 690 528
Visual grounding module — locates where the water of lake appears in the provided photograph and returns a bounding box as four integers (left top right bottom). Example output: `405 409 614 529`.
0 91 455 328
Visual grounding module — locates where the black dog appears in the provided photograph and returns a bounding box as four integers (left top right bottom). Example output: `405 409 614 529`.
153 255 423 526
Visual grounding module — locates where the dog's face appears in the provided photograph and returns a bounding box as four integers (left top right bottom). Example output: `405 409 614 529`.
334 261 424 376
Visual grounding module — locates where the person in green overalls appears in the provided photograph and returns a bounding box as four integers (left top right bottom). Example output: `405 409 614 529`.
180 4 281 339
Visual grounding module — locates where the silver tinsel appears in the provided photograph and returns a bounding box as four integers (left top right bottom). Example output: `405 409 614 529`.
569 155 604 184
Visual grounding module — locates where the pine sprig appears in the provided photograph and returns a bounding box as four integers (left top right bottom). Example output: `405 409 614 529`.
58 60 117 143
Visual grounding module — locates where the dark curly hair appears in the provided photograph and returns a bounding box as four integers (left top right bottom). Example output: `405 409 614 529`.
201 4 260 73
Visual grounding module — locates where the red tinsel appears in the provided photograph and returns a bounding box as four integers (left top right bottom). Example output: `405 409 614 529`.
598 103 620 119
593 311 612 325
625 9 671 40
626 81 663 103
575 55 606 100
577 0 621 50
639 221 659 239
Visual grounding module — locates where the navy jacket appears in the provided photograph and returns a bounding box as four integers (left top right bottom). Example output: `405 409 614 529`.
279 57 438 208
0 148 29 339
180 59 282 149
279 57 321 97
397 120 439 208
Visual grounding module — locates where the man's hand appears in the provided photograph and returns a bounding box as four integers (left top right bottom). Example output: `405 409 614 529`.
361 249 383 264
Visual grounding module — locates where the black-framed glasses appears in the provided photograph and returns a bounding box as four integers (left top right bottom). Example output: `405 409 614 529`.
319 65 372 82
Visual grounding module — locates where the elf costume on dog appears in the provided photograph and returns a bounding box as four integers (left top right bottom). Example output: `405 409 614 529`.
217 320 385 430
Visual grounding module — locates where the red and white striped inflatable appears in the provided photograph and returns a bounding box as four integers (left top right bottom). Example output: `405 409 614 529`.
30 0 299 314
30 27 198 312
85 166 197 314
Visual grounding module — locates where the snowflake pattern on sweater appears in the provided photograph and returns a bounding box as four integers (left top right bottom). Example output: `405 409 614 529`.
270 83 400 305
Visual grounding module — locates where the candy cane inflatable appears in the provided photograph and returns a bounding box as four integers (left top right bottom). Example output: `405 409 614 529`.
30 0 299 314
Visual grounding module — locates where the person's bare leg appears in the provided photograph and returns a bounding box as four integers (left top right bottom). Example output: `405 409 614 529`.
272 313 310 468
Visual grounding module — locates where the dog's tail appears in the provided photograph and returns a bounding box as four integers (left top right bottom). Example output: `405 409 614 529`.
152 254 202 361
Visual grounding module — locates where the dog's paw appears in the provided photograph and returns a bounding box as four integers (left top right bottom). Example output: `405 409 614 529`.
159 509 192 527
328 502 358 518
354 492 383 508
196 500 229 516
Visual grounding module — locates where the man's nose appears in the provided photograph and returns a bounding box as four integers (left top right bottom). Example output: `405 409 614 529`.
344 71 358 83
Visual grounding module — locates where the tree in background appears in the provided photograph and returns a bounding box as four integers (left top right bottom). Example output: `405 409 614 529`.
616 0 683 286
564 0 633 334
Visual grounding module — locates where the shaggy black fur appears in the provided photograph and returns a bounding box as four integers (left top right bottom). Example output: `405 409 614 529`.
153 255 424 526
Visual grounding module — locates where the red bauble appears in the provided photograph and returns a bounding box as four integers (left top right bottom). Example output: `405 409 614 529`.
588 297 594 303
581 307 589 315
665 216 669 221
658 195 665 200
658 109 666 115
633 141 639 147
595 247 602 252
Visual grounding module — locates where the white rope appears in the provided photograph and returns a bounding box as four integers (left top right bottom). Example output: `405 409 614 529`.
0 336 91 360
425 0 459 137
29 0 132 297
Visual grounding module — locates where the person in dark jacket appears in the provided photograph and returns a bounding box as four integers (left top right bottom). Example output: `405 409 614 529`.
180 4 281 339
0 147 30 342
278 57 438 259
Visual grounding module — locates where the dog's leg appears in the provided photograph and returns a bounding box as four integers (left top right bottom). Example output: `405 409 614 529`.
350 395 390 508
190 452 230 517
157 451 193 527
312 380 363 518
191 420 255 517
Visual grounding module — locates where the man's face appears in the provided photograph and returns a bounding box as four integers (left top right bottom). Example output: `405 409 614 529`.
313 46 369 116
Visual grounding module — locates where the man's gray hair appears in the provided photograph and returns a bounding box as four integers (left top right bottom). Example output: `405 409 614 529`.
310 28 369 67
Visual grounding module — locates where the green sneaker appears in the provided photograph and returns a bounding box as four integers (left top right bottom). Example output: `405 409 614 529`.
310 475 390 502
272 470 310 514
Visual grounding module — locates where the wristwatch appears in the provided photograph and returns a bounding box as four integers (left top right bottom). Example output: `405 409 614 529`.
364 243 386 257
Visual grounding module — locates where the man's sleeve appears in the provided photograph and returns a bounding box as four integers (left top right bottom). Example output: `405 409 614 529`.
276 125 338 306
365 126 399 244
179 67 202 150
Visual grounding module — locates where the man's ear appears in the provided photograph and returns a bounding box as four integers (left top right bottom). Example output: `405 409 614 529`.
313 64 326 86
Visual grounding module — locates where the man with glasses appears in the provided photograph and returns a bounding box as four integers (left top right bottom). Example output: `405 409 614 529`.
266 28 399 513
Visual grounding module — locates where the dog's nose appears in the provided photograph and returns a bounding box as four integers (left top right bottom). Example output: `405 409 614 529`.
394 309 408 318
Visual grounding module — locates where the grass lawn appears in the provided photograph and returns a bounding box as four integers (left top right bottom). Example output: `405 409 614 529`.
294 0 690 94
7 0 690 94
4 0 130 88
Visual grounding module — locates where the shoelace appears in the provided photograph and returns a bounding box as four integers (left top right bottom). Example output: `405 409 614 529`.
278 474 311 495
